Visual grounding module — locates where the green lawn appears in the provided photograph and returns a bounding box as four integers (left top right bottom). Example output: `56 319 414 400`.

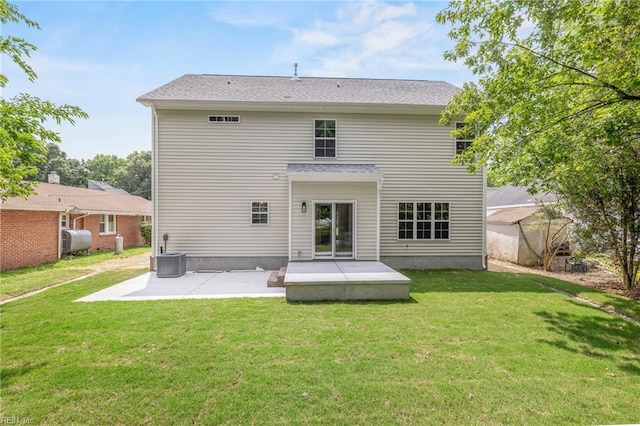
1 269 639 425
0 247 150 301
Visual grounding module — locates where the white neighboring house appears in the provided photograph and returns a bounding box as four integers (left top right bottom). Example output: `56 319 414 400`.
137 74 485 271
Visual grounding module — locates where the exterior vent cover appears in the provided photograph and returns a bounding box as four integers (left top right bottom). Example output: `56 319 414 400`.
208 115 240 123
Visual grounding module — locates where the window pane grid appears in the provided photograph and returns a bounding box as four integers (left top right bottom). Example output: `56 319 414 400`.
251 202 269 225
99 214 115 234
455 122 473 154
398 202 449 240
314 119 336 158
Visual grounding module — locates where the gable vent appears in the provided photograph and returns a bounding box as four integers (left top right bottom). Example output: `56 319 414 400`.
208 115 240 123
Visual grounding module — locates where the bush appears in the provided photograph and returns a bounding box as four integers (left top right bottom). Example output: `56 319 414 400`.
140 222 152 245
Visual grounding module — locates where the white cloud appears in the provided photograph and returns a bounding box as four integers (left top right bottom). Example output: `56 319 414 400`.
293 28 341 47
266 1 453 78
210 4 291 28
350 1 417 25
29 53 117 76
361 20 423 55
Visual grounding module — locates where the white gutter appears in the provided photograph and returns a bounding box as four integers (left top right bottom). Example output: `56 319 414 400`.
137 99 446 116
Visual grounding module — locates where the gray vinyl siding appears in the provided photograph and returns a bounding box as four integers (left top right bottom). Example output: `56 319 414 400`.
290 182 377 261
155 110 291 257
155 110 483 259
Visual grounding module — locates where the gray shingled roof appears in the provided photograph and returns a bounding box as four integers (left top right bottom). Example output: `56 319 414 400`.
138 74 459 106
287 164 383 174
88 180 130 195
486 206 542 224
0 183 151 215
487 185 557 208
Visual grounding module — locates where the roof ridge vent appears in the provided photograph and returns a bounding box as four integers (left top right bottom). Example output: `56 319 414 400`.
291 62 300 81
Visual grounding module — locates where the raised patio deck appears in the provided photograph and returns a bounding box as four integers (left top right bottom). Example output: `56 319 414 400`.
284 261 411 301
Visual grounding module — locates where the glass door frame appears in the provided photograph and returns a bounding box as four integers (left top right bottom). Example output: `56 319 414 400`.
312 200 356 259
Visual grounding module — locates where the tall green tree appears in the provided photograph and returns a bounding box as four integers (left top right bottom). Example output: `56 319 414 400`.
33 143 89 187
437 0 640 288
112 151 151 200
0 0 87 199
86 154 125 183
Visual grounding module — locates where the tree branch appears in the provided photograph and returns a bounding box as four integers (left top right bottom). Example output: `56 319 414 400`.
513 98 627 143
509 42 640 101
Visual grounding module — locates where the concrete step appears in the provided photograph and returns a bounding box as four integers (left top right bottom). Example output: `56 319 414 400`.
267 267 286 287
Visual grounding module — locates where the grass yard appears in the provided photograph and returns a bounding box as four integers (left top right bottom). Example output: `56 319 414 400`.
0 247 150 301
1 268 639 424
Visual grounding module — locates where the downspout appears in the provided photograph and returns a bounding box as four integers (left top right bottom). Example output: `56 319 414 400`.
288 177 292 262
58 208 74 260
376 177 382 261
151 106 159 264
73 212 90 230
482 166 487 269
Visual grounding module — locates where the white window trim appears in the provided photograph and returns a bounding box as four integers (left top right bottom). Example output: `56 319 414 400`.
454 122 473 155
313 118 338 159
60 214 69 229
250 201 269 225
311 200 358 260
397 201 451 241
99 214 117 234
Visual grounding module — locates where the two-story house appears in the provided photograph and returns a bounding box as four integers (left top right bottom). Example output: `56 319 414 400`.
137 74 485 272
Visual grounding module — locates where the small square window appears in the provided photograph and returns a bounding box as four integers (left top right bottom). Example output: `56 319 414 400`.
251 202 269 225
99 214 116 234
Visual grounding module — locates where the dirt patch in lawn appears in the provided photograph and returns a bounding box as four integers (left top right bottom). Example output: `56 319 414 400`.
90 251 151 272
1 252 151 304
488 258 640 303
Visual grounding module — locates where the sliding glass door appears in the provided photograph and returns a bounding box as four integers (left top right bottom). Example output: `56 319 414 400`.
314 202 354 258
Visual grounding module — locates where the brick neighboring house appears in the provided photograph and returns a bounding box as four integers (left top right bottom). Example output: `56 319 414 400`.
0 178 152 271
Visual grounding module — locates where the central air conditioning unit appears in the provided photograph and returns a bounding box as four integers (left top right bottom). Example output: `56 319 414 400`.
156 252 187 278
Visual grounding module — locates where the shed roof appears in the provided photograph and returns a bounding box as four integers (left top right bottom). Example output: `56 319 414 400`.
0 183 151 216
137 74 459 107
486 207 542 224
487 185 557 208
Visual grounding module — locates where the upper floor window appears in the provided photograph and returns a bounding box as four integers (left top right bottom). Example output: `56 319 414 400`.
314 119 336 158
398 202 450 240
251 202 269 225
100 214 116 234
455 122 473 154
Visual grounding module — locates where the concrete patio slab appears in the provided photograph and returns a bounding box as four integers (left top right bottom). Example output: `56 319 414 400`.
284 261 411 301
76 270 284 302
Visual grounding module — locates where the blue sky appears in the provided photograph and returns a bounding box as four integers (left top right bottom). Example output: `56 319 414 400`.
2 1 474 160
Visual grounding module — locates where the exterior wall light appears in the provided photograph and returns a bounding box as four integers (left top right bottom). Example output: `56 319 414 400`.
301 202 307 213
